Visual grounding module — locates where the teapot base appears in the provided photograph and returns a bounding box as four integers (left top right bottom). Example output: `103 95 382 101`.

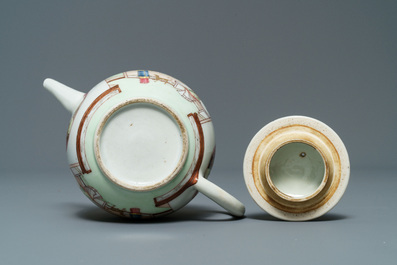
94 98 188 191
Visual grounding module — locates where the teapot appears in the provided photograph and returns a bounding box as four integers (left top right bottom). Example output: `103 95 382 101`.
44 70 245 218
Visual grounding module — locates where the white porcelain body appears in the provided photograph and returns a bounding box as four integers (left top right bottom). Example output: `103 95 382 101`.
243 116 350 221
45 70 245 218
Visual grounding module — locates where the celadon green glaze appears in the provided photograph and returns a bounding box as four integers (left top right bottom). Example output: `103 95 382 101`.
269 142 326 199
64 70 216 218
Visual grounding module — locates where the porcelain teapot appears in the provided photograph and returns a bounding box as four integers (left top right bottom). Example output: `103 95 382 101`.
44 70 245 218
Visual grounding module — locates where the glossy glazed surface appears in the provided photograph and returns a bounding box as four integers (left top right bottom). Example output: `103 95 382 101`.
63 71 216 217
269 142 326 199
244 116 350 221
96 101 187 191
44 70 246 218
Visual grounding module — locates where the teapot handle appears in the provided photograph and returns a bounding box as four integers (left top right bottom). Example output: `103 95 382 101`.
193 174 245 217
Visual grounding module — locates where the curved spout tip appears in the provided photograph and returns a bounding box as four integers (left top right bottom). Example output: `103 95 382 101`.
43 78 85 114
43 78 53 89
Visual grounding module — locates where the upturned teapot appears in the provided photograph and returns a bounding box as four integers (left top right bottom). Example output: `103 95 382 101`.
44 70 245 218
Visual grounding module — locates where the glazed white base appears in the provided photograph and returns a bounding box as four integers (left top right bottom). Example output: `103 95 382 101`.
96 101 187 191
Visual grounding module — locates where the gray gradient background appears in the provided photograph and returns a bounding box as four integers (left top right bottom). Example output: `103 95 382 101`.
1 1 396 264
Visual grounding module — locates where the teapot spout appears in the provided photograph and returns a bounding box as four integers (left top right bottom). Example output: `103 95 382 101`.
43 78 85 114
